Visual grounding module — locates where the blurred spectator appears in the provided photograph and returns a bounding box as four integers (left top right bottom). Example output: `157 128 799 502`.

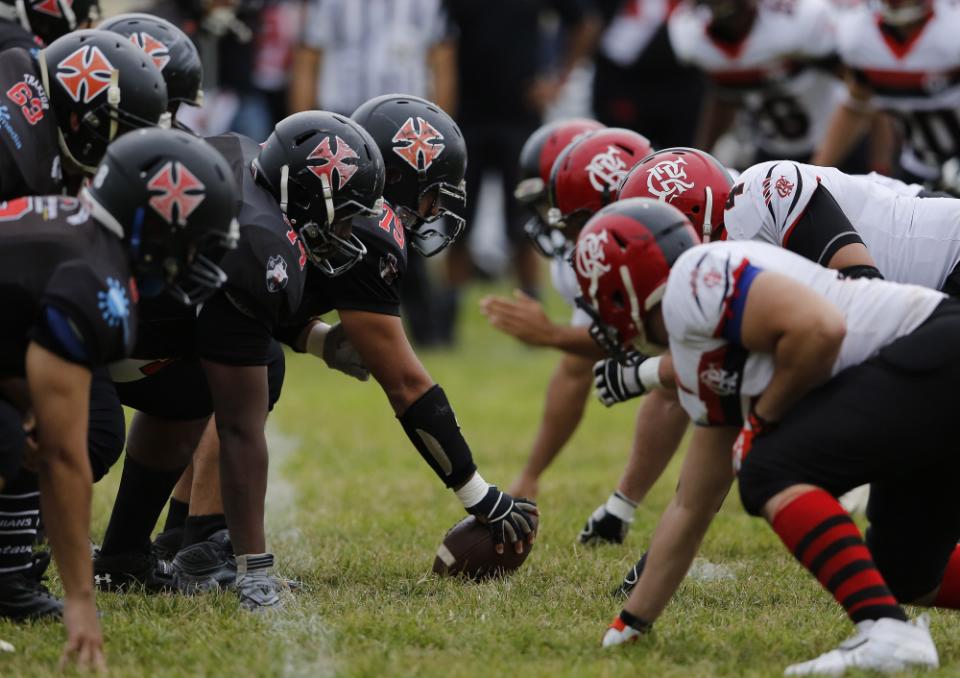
439 0 599 345
668 0 844 167
288 0 456 346
591 0 704 148
288 0 455 115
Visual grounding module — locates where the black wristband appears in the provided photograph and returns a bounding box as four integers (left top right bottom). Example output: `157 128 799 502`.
619 609 653 633
398 384 477 488
839 264 883 280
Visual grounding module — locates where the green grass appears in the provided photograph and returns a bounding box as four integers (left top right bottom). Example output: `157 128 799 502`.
2 279 960 676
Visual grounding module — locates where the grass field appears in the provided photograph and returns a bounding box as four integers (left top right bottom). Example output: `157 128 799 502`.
1 280 959 677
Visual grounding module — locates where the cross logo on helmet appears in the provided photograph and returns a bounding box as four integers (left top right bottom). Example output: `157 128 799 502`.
586 146 628 192
129 33 171 71
30 0 68 18
646 158 695 203
392 116 445 172
55 45 115 104
147 161 206 226
306 135 359 190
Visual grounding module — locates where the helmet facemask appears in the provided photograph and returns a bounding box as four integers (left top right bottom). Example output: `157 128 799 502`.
395 180 466 257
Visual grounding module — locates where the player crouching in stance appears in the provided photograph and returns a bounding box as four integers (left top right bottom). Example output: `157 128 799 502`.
0 128 238 670
574 197 960 674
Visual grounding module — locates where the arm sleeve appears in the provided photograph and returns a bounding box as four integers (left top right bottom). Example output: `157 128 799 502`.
781 183 864 265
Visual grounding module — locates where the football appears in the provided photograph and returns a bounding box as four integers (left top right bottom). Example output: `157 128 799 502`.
431 516 533 580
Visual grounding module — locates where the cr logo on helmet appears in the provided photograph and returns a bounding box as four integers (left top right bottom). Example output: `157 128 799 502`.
646 158 694 202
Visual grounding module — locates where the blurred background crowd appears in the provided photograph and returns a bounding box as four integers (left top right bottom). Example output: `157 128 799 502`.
103 0 917 346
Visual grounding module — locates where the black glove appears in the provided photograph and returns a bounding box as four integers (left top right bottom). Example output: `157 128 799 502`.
594 356 647 407
467 486 538 552
578 504 630 545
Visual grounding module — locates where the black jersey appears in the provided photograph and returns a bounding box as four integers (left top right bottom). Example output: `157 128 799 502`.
0 196 136 377
127 133 306 367
0 48 60 200
0 20 40 53
275 203 408 348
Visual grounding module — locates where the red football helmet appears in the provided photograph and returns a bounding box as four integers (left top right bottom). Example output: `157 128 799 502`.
548 128 653 231
515 118 605 204
573 198 699 360
618 147 733 242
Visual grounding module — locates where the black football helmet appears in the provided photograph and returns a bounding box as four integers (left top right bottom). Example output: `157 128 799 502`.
82 128 239 305
39 29 168 175
351 94 466 256
0 0 99 46
254 110 385 277
98 13 202 117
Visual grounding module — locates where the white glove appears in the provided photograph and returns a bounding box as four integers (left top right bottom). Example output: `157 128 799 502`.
307 322 370 381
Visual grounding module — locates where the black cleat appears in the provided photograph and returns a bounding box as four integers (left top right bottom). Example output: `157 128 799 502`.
0 572 63 621
93 549 175 593
151 526 184 562
612 551 648 598
173 529 236 593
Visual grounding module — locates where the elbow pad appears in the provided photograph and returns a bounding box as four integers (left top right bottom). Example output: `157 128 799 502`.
398 384 477 488
840 265 884 280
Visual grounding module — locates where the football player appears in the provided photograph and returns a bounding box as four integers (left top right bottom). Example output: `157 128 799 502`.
669 0 841 163
0 127 238 669
600 147 960 592
99 13 203 124
164 95 539 590
94 111 385 609
0 0 98 51
578 199 960 674
482 126 676 543
0 28 168 199
813 0 960 185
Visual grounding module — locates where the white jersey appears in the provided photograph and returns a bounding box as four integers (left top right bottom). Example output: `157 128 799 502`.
665 241 944 426
724 160 960 289
668 0 844 157
835 0 960 178
550 254 592 327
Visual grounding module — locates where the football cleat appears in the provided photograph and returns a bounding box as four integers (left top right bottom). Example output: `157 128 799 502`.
601 616 645 647
151 525 185 562
93 549 176 593
0 573 63 621
784 615 938 675
613 552 648 598
173 529 236 594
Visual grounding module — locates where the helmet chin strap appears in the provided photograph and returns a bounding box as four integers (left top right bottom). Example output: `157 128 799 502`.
702 186 714 243
320 173 335 225
106 68 120 143
620 264 668 357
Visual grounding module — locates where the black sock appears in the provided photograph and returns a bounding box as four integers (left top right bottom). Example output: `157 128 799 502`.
0 471 39 576
182 514 228 548
100 456 185 556
619 609 653 633
162 498 189 533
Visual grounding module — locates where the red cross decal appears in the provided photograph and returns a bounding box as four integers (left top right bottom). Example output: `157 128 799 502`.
146 161 206 226
391 116 445 171
55 45 114 104
128 33 171 71
306 135 359 189
30 0 67 18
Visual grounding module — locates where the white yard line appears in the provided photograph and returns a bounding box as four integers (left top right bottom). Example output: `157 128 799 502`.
264 421 335 678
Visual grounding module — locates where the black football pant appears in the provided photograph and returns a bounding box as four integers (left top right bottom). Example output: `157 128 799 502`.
739 300 960 601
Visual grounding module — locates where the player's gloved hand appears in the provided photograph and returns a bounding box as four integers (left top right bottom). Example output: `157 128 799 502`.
577 490 638 544
594 357 645 406
307 321 370 381
601 610 653 647
467 485 539 555
732 408 776 474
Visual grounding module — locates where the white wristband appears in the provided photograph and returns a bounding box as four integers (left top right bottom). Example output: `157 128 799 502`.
454 472 490 509
605 491 637 523
638 356 663 391
305 321 332 359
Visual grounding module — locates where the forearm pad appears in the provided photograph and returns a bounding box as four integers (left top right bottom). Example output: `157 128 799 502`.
398 384 477 488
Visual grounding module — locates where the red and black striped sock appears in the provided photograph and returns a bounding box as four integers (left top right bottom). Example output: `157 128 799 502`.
934 545 960 609
771 488 907 623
